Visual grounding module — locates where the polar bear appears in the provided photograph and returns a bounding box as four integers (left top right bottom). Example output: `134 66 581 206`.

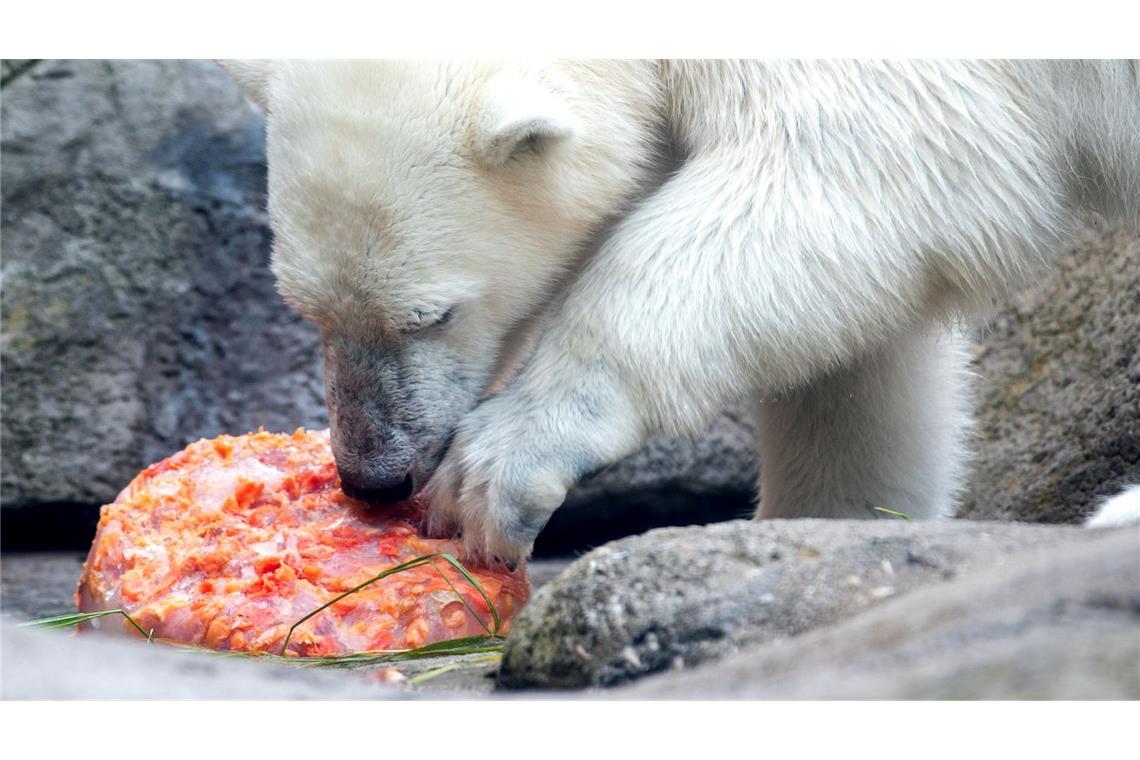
220 60 1140 563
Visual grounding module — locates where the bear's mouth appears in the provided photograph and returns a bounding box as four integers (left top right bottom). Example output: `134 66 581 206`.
415 428 458 496
342 472 416 505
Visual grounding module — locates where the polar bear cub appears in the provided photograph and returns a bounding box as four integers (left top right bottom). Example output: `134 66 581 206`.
221 60 1140 561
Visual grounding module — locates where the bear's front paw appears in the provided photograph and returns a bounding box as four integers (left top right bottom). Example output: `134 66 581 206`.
423 393 570 567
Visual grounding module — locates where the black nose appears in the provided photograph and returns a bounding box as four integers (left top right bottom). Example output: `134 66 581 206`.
339 470 415 505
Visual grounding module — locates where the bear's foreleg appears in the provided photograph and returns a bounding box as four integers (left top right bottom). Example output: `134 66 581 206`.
426 146 991 561
754 328 972 521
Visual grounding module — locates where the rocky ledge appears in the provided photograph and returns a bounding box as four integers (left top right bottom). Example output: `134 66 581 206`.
499 518 1140 697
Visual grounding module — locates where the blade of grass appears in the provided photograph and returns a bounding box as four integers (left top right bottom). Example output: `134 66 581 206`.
406 662 461 686
285 637 505 666
430 558 492 636
391 634 501 655
21 610 124 629
380 637 504 663
872 506 911 521
25 610 504 670
279 552 500 655
434 553 502 634
23 608 153 640
211 635 506 669
403 653 503 686
279 554 436 655
25 553 505 665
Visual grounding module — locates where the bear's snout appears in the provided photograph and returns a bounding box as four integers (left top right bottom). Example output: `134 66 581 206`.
331 422 417 505
338 467 415 505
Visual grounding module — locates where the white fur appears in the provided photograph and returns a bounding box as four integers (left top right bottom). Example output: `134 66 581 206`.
1087 485 1140 529
222 60 1140 563
755 328 973 521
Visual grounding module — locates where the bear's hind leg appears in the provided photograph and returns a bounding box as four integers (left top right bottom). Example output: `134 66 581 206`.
754 328 972 521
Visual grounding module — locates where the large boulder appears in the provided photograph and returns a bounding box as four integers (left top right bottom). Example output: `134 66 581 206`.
959 222 1140 523
497 518 1123 689
619 527 1139 699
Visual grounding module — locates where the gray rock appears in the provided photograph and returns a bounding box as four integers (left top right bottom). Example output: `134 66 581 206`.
0 552 87 621
538 402 757 554
619 527 1140 699
1 60 38 87
1 621 401 699
2 59 328 513
960 223 1140 523
497 518 1109 689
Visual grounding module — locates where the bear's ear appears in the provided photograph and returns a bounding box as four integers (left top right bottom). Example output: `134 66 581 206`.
217 59 274 112
476 77 579 168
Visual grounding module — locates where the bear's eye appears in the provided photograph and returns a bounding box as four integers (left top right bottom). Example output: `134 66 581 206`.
411 306 455 332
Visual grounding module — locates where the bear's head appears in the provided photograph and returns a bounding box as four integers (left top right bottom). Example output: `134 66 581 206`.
220 60 661 504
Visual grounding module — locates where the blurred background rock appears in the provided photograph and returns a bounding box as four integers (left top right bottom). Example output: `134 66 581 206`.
2 59 1137 555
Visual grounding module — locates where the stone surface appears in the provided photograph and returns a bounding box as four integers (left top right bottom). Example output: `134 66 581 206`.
960 222 1140 524
619 527 1140 699
0 552 87 620
1 622 401 699
0 59 758 552
537 402 757 555
1 60 38 87
497 518 1116 689
2 606 510 698
2 59 327 512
